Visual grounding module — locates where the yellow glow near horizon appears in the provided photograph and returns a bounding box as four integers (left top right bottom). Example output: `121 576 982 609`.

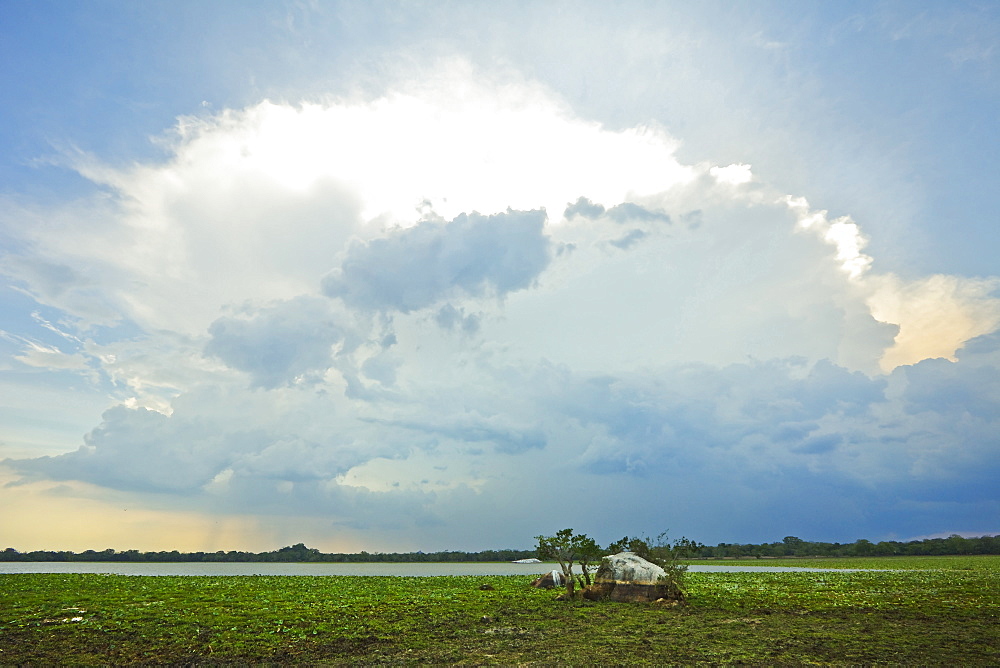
0 467 362 553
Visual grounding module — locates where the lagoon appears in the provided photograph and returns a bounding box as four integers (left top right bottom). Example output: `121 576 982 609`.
0 561 872 576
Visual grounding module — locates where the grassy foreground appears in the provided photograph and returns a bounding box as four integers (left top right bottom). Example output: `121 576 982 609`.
2 556 998 665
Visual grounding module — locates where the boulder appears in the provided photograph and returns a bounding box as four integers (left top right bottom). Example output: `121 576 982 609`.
583 551 676 602
530 569 566 589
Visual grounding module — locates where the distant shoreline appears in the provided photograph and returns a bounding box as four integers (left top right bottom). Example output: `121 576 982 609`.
4 534 998 563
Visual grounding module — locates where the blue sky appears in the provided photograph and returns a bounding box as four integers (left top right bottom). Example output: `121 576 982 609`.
1 1 998 552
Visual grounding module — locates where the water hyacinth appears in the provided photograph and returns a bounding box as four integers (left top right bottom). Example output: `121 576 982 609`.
1 556 998 664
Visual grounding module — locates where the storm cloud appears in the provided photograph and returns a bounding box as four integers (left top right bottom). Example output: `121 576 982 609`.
2 4 999 552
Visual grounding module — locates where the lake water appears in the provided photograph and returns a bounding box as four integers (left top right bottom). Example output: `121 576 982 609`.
0 562 868 576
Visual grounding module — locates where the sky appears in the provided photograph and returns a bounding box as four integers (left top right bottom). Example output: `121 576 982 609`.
1 0 998 553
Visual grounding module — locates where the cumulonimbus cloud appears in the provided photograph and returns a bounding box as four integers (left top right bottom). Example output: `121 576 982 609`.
2 60 999 548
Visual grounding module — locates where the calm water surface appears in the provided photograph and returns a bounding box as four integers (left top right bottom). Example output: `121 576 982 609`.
0 562 869 576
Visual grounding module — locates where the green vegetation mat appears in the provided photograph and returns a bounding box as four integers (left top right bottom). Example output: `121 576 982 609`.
2 556 998 665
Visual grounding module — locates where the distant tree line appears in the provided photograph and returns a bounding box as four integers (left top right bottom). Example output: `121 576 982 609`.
693 534 1000 558
0 543 537 563
3 534 998 563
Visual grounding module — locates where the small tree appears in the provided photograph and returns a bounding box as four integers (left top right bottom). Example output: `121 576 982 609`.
535 529 606 597
535 528 578 597
571 533 602 587
608 535 654 560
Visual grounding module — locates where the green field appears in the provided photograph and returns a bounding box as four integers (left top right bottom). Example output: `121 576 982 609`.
2 555 998 665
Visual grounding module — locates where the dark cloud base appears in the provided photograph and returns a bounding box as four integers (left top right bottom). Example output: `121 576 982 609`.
9 334 999 546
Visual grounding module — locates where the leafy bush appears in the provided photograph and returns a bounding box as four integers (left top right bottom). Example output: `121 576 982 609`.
607 532 703 600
